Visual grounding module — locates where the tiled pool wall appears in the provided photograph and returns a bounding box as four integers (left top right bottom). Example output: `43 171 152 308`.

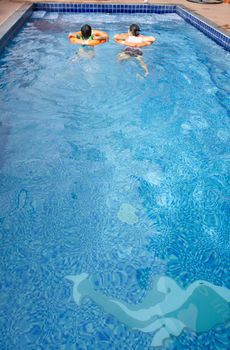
176 6 230 51
35 2 177 13
0 3 230 52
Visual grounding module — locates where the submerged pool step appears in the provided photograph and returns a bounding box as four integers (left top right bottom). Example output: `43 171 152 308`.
44 13 59 20
31 11 46 19
31 11 60 20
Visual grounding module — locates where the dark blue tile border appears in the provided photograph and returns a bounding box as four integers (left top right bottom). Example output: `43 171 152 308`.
0 3 229 52
32 3 229 50
176 6 230 51
34 3 176 14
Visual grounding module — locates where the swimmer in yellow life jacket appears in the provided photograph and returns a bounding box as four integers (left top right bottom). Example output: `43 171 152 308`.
114 24 156 76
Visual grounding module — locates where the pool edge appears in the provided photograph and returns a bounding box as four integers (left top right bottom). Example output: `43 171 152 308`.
0 3 33 53
175 5 230 50
0 3 229 52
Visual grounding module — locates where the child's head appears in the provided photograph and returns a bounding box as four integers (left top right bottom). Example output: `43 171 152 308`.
129 24 140 37
81 24 92 39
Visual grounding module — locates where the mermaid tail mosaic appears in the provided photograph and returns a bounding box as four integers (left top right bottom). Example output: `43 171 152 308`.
66 274 230 347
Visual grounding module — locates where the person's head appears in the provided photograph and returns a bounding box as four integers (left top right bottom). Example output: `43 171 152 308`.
81 24 92 40
129 24 140 37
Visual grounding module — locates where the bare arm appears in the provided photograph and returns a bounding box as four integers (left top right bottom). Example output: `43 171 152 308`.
93 30 109 41
139 35 156 43
114 33 128 41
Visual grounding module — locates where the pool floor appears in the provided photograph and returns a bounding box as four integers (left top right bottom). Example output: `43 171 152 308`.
0 11 230 349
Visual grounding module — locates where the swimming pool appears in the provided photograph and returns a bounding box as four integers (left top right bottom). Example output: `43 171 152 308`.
0 7 230 350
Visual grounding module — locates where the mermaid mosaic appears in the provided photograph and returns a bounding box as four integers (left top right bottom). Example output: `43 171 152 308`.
66 273 230 347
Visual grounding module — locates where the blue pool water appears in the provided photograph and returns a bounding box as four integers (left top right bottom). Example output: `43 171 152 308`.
0 12 230 349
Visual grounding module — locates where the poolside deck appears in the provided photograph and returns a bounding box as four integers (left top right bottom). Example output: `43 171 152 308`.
0 0 230 31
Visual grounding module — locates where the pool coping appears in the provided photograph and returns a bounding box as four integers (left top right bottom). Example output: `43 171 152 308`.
0 3 33 52
177 4 230 37
0 2 229 53
176 4 230 47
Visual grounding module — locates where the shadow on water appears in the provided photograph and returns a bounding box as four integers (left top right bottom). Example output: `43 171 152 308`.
0 121 10 169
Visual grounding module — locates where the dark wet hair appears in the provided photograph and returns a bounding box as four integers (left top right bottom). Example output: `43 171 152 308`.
81 24 92 39
129 24 140 37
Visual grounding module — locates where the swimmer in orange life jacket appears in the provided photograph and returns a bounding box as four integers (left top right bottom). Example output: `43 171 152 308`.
70 24 109 60
114 24 156 76
75 24 108 45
